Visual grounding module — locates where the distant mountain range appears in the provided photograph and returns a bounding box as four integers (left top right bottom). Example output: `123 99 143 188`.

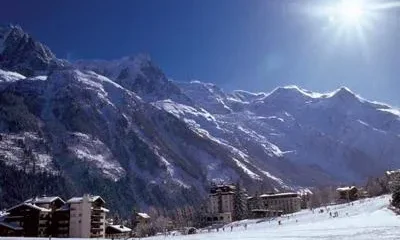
1 24 400 215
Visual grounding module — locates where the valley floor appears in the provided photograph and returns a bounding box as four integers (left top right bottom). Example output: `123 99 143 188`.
1 195 399 240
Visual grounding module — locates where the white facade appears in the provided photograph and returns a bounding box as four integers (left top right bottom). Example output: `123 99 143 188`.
208 193 234 214
68 195 108 238
207 185 237 223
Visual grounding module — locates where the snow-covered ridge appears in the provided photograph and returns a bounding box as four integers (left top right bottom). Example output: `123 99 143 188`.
0 69 26 82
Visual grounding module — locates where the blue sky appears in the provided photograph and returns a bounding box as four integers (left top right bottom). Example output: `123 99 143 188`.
2 0 400 105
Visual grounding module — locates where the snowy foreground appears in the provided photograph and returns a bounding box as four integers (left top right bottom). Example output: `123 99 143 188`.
148 195 400 240
1 195 399 240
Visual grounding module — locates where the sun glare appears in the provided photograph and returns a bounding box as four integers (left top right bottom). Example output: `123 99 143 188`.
338 1 364 23
330 0 366 26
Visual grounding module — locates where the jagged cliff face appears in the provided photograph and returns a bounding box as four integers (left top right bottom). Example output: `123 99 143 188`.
0 25 68 76
1 25 400 215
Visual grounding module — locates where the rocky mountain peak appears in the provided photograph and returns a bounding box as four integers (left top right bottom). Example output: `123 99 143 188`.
0 24 68 76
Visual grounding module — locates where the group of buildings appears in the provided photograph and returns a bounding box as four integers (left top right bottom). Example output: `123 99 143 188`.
206 184 302 225
0 195 132 238
2 176 395 238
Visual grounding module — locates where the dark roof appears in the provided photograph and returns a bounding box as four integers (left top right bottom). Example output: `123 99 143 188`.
0 221 23 231
55 204 70 212
7 203 51 213
210 185 236 194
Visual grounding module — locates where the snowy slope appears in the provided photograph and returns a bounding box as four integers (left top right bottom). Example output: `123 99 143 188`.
75 55 192 104
173 82 400 185
1 195 397 240
147 195 400 240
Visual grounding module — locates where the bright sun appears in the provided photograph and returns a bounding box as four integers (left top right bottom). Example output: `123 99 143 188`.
332 0 366 26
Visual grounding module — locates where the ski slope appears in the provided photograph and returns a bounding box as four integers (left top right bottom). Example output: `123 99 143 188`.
0 195 398 240
149 195 399 240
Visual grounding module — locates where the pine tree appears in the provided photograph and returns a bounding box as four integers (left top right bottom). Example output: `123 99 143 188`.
233 182 247 221
391 174 400 208
392 187 400 208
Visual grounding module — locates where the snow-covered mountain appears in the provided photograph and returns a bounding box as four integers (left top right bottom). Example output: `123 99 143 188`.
0 24 68 76
172 83 400 185
1 25 400 215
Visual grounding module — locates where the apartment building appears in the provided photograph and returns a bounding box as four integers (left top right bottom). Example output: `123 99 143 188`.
24 196 69 237
0 196 70 237
206 184 249 223
207 185 235 223
67 195 109 238
260 192 301 214
2 202 51 237
0 194 110 238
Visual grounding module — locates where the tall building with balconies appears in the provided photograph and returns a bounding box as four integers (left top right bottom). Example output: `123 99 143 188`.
206 184 247 224
24 196 68 237
67 195 109 238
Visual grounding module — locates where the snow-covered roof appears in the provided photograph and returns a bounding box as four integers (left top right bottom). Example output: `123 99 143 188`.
0 211 7 217
67 195 105 204
137 212 150 219
25 196 65 204
260 192 299 198
251 209 283 212
91 206 110 213
386 169 400 176
337 186 357 192
107 224 132 233
7 203 51 213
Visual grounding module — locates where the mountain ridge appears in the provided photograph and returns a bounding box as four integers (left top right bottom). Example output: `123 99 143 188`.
0 25 400 216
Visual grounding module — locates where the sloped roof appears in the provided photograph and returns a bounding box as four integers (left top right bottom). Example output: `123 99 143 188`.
386 169 400 176
137 212 150 219
67 195 105 204
337 186 357 192
25 196 65 204
260 192 299 198
7 203 51 213
0 221 23 231
91 206 110 213
56 204 70 212
107 224 131 233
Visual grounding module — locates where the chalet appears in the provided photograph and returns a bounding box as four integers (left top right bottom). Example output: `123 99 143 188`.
0 212 22 236
25 196 69 237
0 196 70 237
3 202 51 237
337 186 358 202
134 212 150 227
0 194 111 238
105 224 131 239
